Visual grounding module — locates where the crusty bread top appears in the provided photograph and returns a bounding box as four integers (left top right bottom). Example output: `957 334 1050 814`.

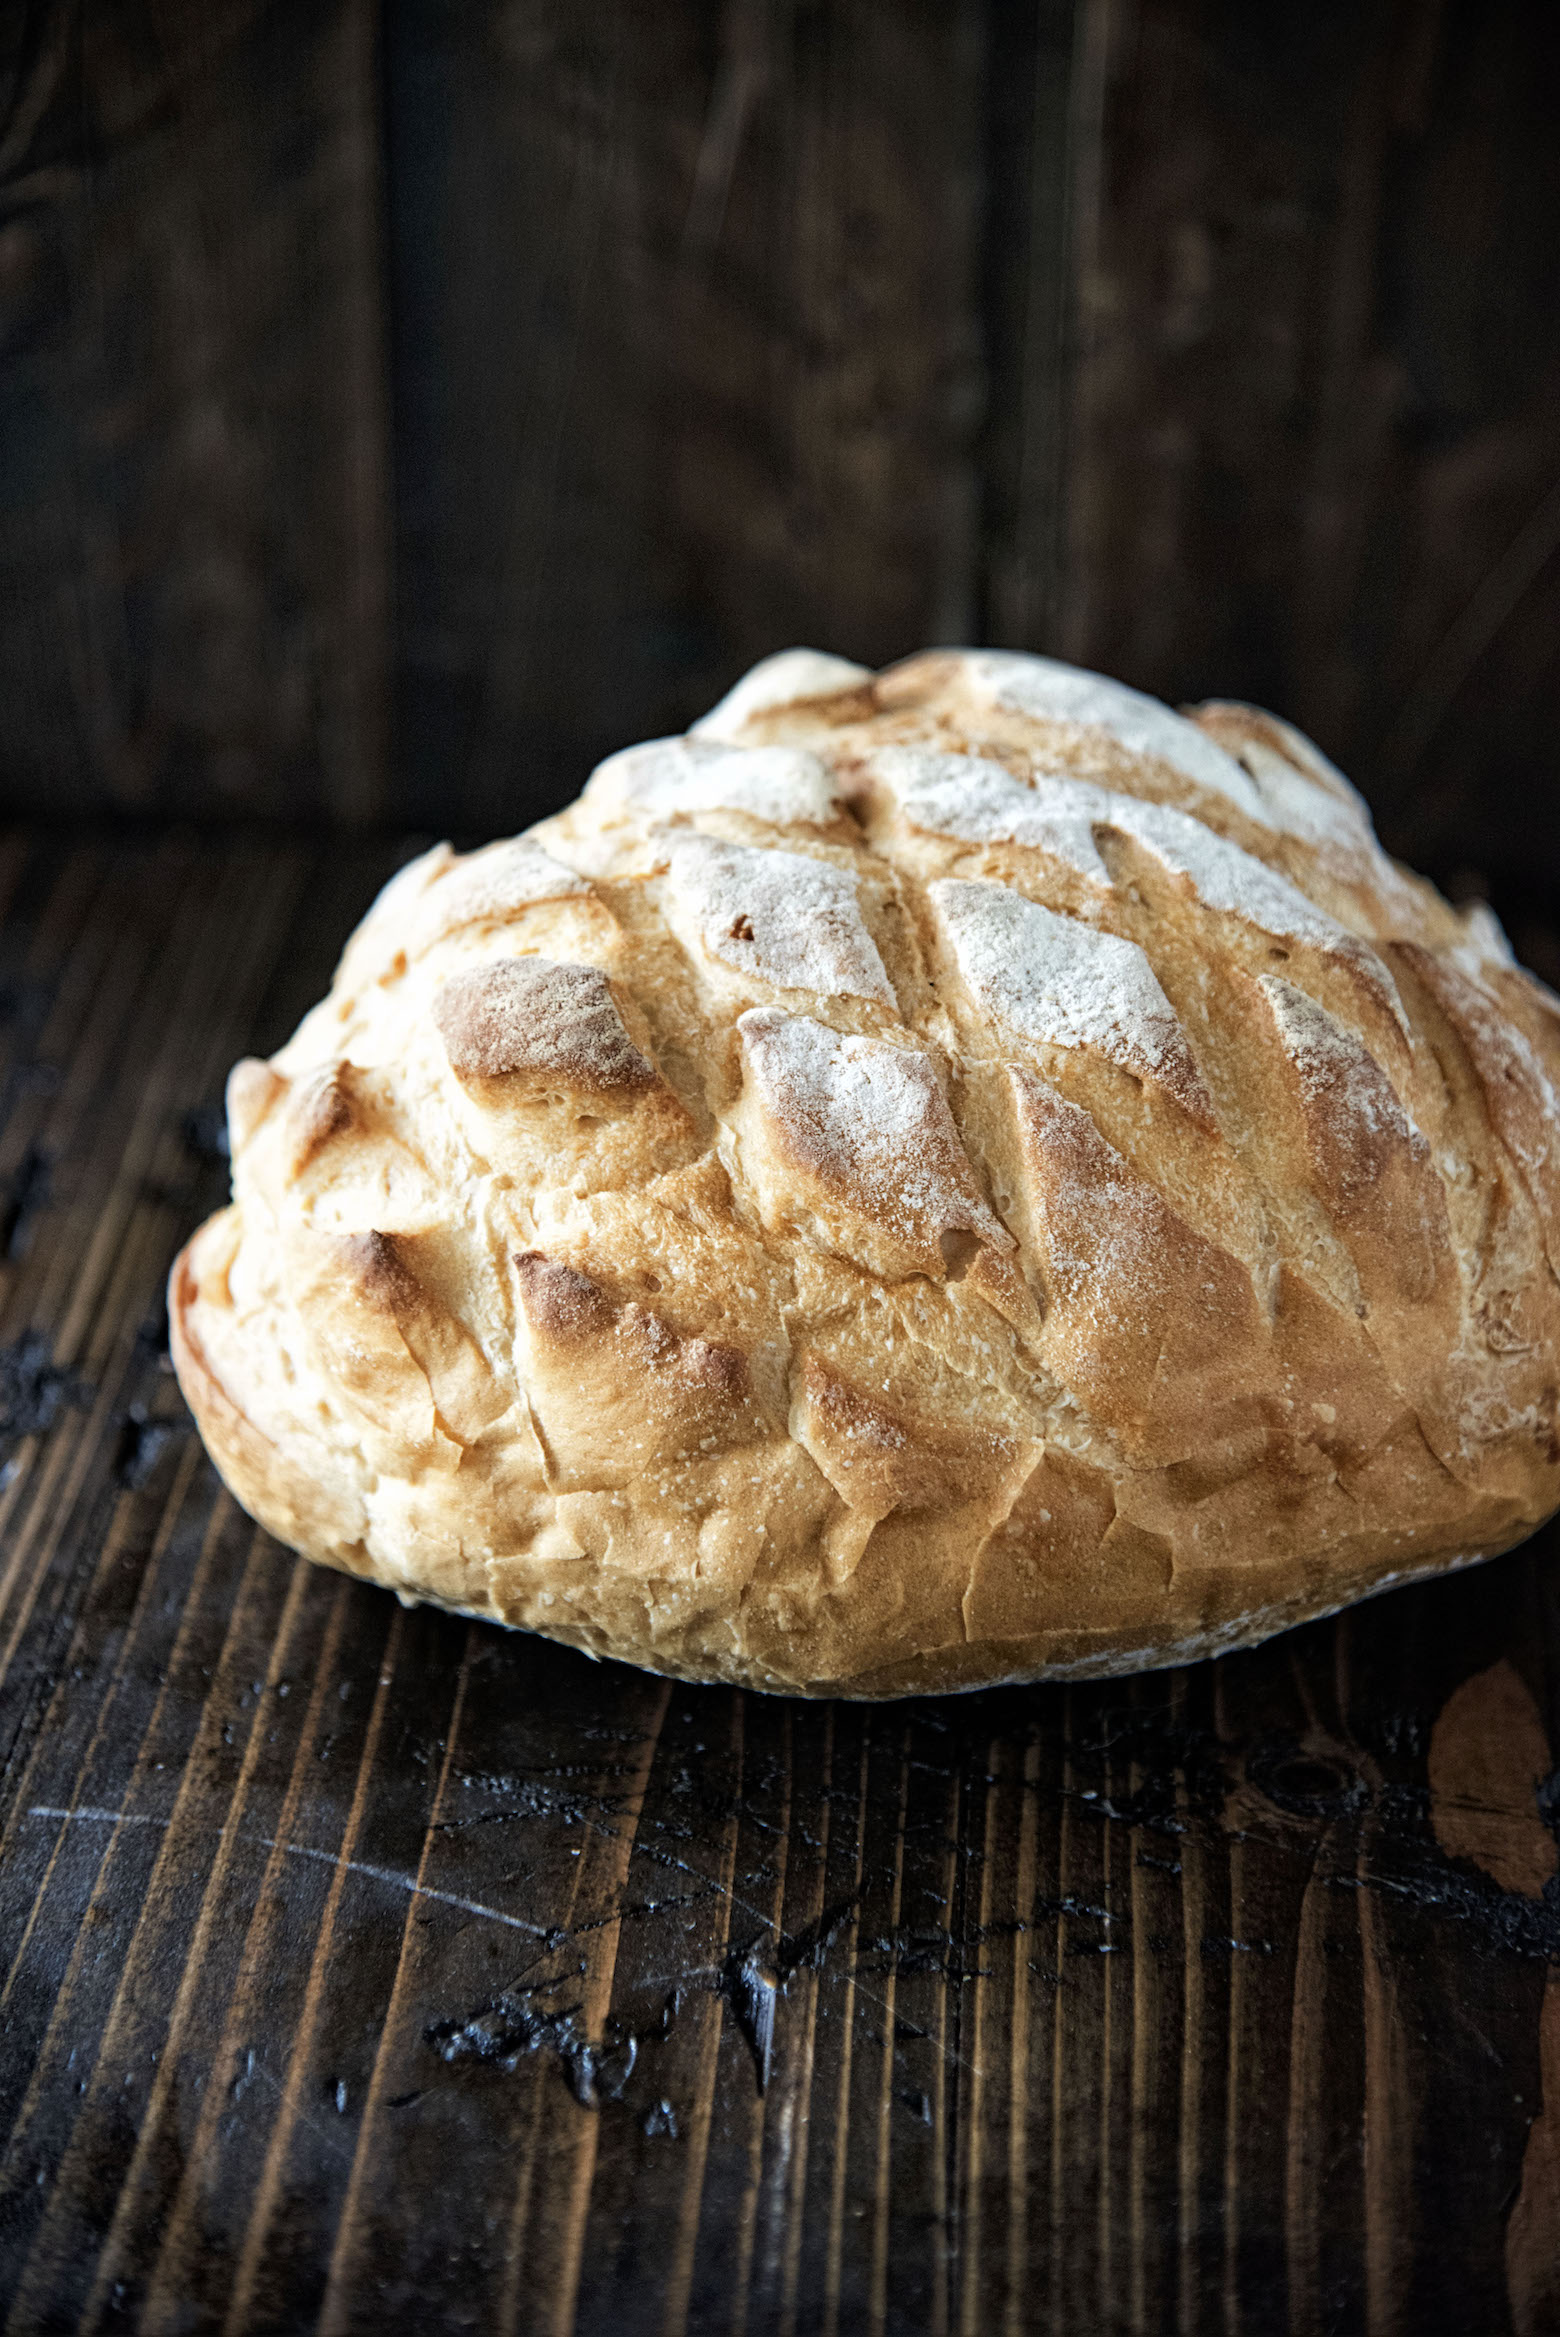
171 648 1560 1695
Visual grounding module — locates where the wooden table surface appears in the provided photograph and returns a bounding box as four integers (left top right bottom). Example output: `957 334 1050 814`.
1 827 1558 2336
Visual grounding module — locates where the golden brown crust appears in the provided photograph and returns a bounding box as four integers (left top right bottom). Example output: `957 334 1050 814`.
432 958 657 1095
283 1065 359 1179
171 647 1560 1694
169 1236 375 1579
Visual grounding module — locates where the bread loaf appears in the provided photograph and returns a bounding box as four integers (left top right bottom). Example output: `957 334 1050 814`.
171 648 1560 1694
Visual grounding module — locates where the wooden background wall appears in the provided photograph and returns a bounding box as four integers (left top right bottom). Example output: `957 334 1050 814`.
0 0 1557 938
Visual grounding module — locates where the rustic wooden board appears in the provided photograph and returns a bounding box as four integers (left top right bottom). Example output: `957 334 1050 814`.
1 830 1559 2334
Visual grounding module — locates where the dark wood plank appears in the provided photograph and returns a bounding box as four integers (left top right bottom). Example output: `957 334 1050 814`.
0 0 389 822
1000 0 1560 939
385 0 986 836
2 0 1558 943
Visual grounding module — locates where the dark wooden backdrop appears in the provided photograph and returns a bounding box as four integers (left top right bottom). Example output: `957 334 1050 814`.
0 1 1558 921
3 11 1560 2330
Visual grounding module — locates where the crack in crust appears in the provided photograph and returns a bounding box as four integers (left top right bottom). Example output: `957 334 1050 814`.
172 646 1560 1695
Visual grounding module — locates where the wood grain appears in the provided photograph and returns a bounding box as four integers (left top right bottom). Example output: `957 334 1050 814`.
1027 0 1560 930
0 0 390 823
385 0 986 836
2 0 1559 967
0 5 1556 2326
1 862 1559 2324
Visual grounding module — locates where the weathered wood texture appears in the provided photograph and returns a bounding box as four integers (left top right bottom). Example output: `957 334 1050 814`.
397 0 1560 872
0 0 387 822
4 0 1559 937
2 834 1560 2333
385 0 985 834
1024 0 1560 965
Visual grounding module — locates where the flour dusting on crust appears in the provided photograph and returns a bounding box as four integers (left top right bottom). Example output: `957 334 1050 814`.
961 650 1270 824
738 1006 1010 1262
415 839 591 944
692 648 871 740
1110 797 1407 1026
589 737 839 827
932 877 1213 1119
666 832 893 1002
1257 976 1413 1149
433 958 654 1093
874 738 1402 1021
874 746 1111 883
1235 744 1376 857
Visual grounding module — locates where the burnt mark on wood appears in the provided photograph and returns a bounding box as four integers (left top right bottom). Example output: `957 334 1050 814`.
426 1987 640 2112
711 1895 867 2094
0 1326 90 1455
112 1404 183 1491
0 1143 53 1261
1247 1739 1370 1822
179 1105 230 1167
1329 1847 1560 1964
134 1303 177 1376
717 1941 777 2094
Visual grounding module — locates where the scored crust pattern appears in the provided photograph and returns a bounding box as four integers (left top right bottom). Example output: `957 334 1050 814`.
171 648 1560 1695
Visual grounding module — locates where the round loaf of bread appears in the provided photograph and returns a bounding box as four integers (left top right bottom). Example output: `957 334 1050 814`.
171 648 1560 1694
